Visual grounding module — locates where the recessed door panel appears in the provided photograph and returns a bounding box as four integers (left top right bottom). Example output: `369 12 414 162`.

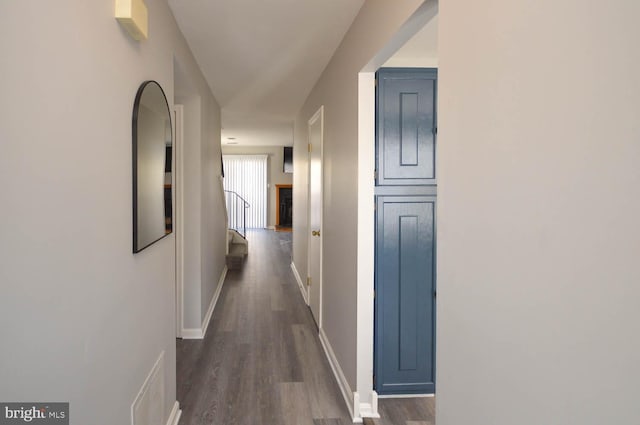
377 69 437 186
375 196 436 394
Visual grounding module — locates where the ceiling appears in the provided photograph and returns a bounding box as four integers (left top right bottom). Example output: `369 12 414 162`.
168 0 365 146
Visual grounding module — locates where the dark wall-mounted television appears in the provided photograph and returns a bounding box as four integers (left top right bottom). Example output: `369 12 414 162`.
283 146 293 174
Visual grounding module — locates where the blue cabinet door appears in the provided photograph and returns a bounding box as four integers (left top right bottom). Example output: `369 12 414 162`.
376 69 437 186
375 196 436 394
375 68 437 395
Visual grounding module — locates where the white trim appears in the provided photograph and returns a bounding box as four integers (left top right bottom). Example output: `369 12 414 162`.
173 104 184 339
180 327 203 339
355 71 378 418
291 261 308 304
353 393 362 423
377 393 434 399
355 390 379 420
165 401 182 425
181 266 228 339
201 265 227 338
318 328 359 422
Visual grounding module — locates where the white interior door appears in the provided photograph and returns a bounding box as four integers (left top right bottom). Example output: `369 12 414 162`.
308 106 323 327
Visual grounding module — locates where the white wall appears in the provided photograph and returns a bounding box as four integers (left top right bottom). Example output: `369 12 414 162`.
292 0 425 403
175 94 204 329
222 145 293 229
0 0 225 423
383 14 438 68
437 0 640 424
199 98 226 324
175 62 226 331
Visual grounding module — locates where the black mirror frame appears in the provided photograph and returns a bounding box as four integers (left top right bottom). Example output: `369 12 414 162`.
132 80 173 253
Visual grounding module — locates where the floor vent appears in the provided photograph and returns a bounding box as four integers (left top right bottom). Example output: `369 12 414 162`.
132 351 165 425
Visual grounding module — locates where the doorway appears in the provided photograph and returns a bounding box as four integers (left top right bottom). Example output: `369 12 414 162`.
355 1 439 417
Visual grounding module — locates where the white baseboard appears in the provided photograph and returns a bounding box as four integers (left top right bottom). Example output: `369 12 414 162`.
201 265 227 338
377 393 434 399
355 390 379 420
165 401 181 425
180 327 203 339
318 328 357 422
290 262 308 305
181 266 228 339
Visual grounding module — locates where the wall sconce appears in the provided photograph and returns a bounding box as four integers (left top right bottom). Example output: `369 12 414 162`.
116 0 148 41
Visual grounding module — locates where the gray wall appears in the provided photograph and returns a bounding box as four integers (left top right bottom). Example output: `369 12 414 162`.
222 145 293 229
437 0 640 423
293 0 425 390
0 0 225 423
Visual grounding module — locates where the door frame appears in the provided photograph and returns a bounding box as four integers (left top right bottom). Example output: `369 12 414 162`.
307 105 324 328
173 104 185 338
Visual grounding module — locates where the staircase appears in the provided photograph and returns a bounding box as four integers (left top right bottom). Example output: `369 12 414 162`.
226 229 248 269
223 189 250 270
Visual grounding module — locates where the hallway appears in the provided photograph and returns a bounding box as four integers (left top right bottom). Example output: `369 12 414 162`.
176 229 353 424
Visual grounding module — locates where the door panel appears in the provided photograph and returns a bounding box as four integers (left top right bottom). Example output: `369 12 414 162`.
375 196 436 394
377 69 437 186
308 107 323 327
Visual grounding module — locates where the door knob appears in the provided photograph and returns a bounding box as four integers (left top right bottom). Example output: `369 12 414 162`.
312 230 321 237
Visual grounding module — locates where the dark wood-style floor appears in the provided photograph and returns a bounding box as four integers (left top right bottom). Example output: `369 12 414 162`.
176 229 435 425
364 398 435 425
176 229 353 425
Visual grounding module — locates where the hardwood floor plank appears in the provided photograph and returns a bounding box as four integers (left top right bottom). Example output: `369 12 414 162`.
217 281 239 332
362 419 387 425
280 382 315 425
377 398 435 425
291 324 347 419
313 419 349 425
273 310 304 382
270 281 287 311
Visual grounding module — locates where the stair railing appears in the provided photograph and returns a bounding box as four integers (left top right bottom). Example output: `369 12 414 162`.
224 190 250 238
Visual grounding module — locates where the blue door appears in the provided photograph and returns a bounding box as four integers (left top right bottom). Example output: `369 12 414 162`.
376 69 437 186
375 68 437 395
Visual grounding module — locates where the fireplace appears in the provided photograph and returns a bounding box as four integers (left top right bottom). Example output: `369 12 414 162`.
276 184 293 229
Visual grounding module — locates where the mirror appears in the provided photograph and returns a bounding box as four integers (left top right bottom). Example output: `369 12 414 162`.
132 80 172 253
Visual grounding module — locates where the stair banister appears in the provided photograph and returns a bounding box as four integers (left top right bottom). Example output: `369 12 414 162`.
224 190 250 238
